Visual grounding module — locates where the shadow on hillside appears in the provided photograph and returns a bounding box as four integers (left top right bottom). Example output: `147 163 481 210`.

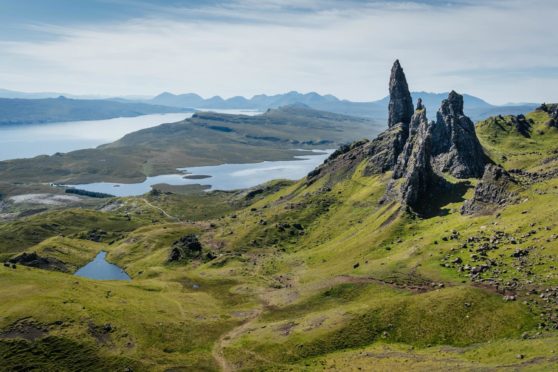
417 180 471 218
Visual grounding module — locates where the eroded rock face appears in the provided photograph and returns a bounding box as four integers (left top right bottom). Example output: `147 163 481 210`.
388 60 414 129
397 113 435 207
387 106 449 212
393 107 429 179
430 91 488 178
363 124 408 175
461 164 517 215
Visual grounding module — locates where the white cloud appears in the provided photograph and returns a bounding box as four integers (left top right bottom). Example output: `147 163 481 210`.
0 0 557 104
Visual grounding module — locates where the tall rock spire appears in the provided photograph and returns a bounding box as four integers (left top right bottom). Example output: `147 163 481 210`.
430 91 488 178
388 60 414 128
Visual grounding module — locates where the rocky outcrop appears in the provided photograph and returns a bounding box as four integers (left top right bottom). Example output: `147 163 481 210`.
461 164 518 215
396 112 435 208
386 104 450 212
7 252 68 272
168 234 203 262
305 61 492 214
393 104 429 179
388 60 414 129
538 103 558 127
510 114 533 137
363 60 414 175
430 91 488 178
363 124 408 175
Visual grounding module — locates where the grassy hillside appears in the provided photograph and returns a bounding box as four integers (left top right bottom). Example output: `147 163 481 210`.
477 107 558 170
1 107 558 370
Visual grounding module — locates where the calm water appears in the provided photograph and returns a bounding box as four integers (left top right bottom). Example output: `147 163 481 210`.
71 150 332 197
0 109 260 161
74 251 131 280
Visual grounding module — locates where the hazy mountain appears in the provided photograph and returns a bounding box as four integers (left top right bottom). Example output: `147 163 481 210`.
147 90 538 122
0 96 191 125
0 88 151 101
1 87 538 123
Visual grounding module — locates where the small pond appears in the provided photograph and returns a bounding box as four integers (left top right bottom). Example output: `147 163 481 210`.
74 251 131 281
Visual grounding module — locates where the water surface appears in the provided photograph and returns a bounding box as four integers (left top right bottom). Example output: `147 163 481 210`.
0 109 260 161
71 150 332 197
74 251 131 281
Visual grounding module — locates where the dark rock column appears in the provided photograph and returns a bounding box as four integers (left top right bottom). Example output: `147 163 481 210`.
388 60 414 129
431 91 488 178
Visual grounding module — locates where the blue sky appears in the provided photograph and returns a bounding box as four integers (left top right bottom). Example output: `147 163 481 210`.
0 0 556 104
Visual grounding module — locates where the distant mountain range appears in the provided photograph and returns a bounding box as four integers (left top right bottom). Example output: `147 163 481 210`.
0 96 191 125
0 88 539 123
146 91 539 122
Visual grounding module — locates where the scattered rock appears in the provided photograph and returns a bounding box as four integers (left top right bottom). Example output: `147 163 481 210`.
511 248 529 258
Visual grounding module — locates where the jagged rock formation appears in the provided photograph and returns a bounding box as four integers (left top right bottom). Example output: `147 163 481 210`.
363 60 415 175
363 125 408 175
306 60 492 214
393 103 429 179
307 61 416 184
388 90 489 213
430 91 488 178
392 109 437 207
461 164 518 215
388 60 414 129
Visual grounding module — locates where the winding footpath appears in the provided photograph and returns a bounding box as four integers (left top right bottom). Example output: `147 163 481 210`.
212 308 263 371
139 198 182 222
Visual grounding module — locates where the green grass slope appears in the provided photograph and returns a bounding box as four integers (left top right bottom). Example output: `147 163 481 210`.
1 107 558 370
